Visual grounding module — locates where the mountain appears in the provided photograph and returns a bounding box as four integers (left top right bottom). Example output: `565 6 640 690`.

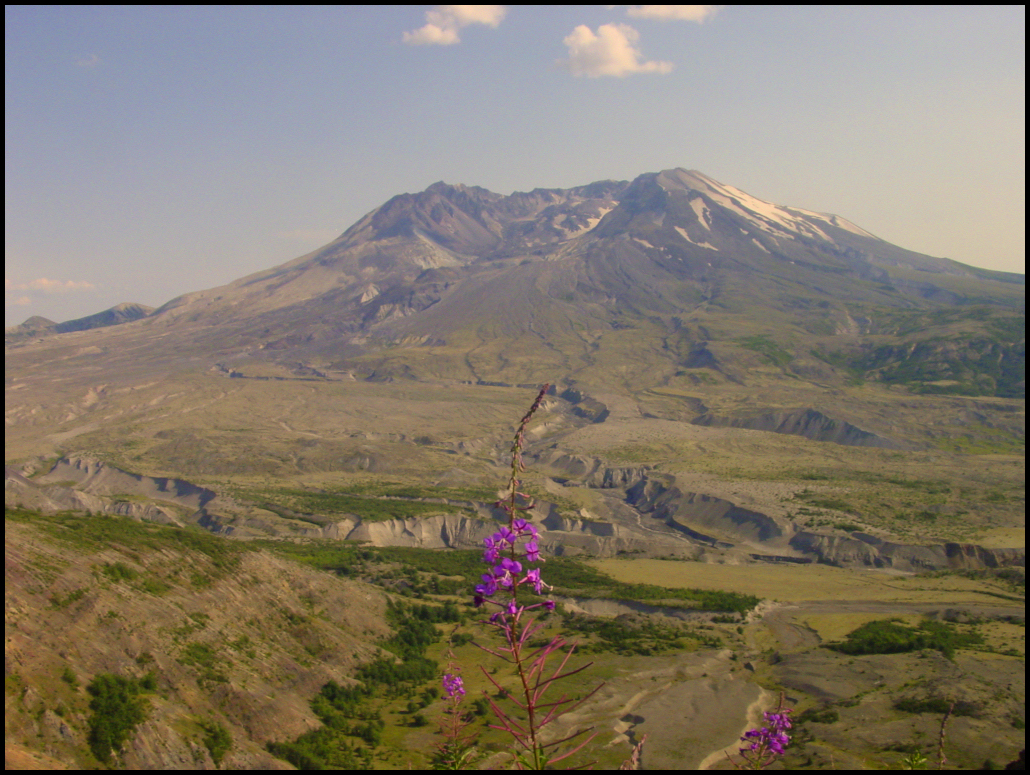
18 167 1016 395
6 302 154 344
4 315 57 342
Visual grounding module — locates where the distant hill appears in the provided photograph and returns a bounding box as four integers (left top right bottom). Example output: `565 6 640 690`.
54 301 154 333
6 302 153 344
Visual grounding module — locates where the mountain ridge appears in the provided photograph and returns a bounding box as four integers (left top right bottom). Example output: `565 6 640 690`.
6 168 1023 401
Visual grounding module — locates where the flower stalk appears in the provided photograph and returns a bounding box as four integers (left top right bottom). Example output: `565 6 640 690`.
732 692 793 769
471 384 600 769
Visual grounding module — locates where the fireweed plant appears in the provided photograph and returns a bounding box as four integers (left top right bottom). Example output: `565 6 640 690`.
732 693 793 770
441 385 797 770
431 667 481 770
470 384 601 769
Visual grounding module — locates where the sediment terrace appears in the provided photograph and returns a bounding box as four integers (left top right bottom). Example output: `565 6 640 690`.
6 454 1022 573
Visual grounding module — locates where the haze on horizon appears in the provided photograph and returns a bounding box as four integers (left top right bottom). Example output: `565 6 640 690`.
5 5 1025 327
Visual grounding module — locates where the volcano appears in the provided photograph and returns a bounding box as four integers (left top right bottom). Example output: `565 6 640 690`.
5 167 1024 465
57 167 1010 396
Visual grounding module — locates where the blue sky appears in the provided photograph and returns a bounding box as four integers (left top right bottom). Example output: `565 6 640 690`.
5 6 1025 326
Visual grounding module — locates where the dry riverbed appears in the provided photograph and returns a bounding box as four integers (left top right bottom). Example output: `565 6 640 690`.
537 558 1027 769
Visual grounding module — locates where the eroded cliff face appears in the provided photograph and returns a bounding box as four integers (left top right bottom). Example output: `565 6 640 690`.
5 467 185 525
789 531 1026 572
624 475 1024 571
317 511 684 559
5 457 221 527
535 450 650 489
626 478 786 547
39 456 216 510
6 454 1023 572
692 409 905 449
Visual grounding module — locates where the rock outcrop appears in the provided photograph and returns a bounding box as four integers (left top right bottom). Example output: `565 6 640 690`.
537 451 650 489
38 456 216 510
692 408 904 449
789 530 1026 571
626 477 785 546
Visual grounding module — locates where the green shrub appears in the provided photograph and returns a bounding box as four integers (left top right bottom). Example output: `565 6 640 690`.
200 719 232 767
796 706 839 724
85 674 149 763
893 697 978 717
826 618 983 659
60 666 78 688
100 561 139 582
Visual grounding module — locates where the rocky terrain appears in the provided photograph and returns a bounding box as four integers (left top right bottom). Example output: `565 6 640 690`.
7 446 1023 574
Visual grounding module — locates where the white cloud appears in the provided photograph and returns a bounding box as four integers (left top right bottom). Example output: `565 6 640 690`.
75 53 102 68
625 5 720 22
561 23 673 78
9 295 31 306
403 5 506 46
6 277 96 293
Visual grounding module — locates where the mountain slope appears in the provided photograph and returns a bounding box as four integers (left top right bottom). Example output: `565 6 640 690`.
51 168 1007 394
5 507 390 769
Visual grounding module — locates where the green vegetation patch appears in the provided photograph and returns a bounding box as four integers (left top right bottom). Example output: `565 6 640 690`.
266 599 459 770
99 561 139 582
259 543 482 597
86 673 155 764
561 614 721 656
199 719 232 766
812 306 1025 398
337 480 498 502
265 542 760 614
893 696 979 717
826 618 984 659
546 557 761 614
248 487 476 523
6 507 246 580
178 642 229 685
737 334 793 368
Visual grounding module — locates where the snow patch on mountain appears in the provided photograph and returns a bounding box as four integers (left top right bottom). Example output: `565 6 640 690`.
675 226 717 251
788 208 878 239
674 171 881 245
557 209 612 239
689 197 712 231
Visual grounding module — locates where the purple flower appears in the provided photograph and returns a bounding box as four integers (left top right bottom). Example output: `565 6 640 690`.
483 535 501 564
443 673 465 698
498 557 522 575
525 568 543 594
524 540 540 563
739 706 792 766
475 578 498 598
